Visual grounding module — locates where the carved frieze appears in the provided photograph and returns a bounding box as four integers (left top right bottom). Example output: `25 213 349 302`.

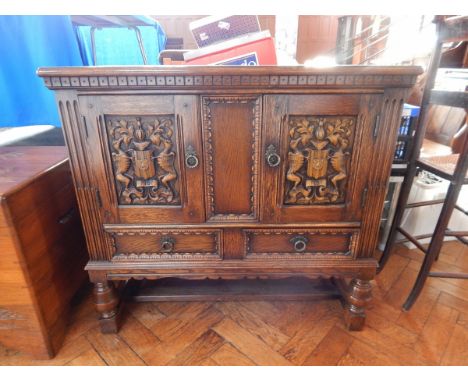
284 116 356 205
41 73 419 90
106 115 180 205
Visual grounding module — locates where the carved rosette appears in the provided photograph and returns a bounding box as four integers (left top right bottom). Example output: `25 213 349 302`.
285 115 355 205
106 115 180 205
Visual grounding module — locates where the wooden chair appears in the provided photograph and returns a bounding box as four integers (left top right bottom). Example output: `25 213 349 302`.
378 16 468 311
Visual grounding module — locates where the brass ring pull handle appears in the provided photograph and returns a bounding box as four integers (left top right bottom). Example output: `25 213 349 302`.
290 235 308 253
185 145 199 169
160 236 175 253
265 144 281 167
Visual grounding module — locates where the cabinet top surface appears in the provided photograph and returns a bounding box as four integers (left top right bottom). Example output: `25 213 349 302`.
0 146 68 197
38 65 422 76
38 65 423 91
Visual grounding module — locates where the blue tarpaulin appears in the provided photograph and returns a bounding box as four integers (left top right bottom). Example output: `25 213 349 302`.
75 22 166 65
0 16 84 127
0 16 166 128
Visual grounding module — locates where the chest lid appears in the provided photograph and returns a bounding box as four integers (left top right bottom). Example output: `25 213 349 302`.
0 146 68 198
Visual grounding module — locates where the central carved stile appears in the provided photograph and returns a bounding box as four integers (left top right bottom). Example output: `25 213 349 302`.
106 115 180 205
285 115 355 205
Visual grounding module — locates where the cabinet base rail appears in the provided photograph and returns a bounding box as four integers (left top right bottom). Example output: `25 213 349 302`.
88 275 373 333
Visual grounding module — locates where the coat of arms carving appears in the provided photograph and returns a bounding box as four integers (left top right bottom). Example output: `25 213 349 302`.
106 116 180 205
285 116 355 205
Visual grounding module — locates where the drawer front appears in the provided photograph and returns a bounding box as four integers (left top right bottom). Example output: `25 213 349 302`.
105 227 222 261
244 228 358 260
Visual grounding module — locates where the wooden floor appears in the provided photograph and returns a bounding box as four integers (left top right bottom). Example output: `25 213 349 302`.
1 241 467 366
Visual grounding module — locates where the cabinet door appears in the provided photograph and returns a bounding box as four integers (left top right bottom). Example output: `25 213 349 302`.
79 95 205 224
200 95 262 222
262 94 381 223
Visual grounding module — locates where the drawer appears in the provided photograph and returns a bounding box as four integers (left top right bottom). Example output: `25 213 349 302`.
243 228 358 259
105 227 223 261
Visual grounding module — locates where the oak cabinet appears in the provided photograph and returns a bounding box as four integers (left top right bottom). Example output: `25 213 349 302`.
39 65 421 332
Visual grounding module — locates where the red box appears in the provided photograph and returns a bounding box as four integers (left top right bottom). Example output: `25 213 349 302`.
184 31 277 66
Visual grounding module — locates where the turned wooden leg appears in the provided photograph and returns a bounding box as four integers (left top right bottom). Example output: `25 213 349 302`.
93 281 120 334
343 278 372 331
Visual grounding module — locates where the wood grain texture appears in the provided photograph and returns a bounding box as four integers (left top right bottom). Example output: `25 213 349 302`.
337 338 401 366
39 65 420 334
262 94 368 224
166 329 225 366
65 348 107 366
212 318 293 365
280 308 339 364
1 241 467 366
302 325 353 365
108 227 222 261
412 302 459 364
215 302 290 351
244 228 357 259
0 147 88 359
201 96 260 221
81 94 206 226
84 326 145 366
210 343 255 366
441 324 468 365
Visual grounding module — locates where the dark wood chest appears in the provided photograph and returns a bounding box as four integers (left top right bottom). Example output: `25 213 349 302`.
38 65 422 332
0 146 88 358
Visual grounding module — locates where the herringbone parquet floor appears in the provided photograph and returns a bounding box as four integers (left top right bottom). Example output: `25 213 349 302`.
1 242 467 366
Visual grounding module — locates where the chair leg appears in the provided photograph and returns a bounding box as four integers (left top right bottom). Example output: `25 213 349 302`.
403 182 462 310
378 165 419 273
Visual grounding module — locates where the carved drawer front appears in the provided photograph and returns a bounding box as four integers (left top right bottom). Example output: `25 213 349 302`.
244 228 359 260
105 227 222 261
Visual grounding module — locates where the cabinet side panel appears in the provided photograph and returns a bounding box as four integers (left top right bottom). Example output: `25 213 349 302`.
358 88 407 258
56 91 113 260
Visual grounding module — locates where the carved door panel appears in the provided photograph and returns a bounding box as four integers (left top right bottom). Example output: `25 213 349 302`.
262 94 382 223
79 95 205 224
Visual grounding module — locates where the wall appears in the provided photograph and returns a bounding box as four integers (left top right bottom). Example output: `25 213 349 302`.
296 16 339 64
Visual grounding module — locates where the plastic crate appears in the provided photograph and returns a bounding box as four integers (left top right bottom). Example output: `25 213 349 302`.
393 103 420 162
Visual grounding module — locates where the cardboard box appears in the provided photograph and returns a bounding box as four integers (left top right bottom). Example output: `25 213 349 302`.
189 15 260 48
